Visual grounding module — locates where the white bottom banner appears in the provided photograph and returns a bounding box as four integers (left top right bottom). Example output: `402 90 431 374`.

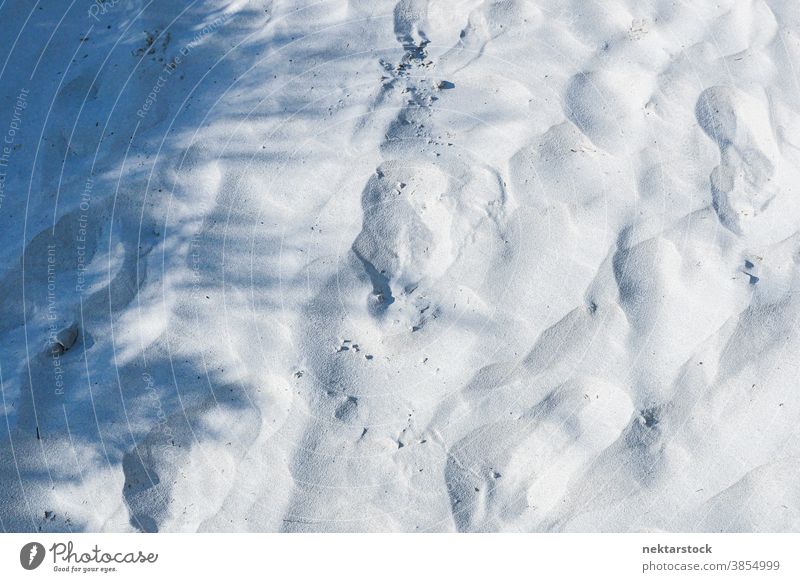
1 533 797 581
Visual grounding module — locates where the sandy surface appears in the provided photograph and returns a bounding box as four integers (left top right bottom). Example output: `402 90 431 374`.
1 0 800 532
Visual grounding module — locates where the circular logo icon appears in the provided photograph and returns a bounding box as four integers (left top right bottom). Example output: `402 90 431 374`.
20 542 46 570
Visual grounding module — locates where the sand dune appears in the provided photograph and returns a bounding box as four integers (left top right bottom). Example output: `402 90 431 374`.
1 0 799 532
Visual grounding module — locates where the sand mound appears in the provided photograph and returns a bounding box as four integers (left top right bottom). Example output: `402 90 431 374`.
1 0 800 532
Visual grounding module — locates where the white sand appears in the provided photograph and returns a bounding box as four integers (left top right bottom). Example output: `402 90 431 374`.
1 0 799 532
